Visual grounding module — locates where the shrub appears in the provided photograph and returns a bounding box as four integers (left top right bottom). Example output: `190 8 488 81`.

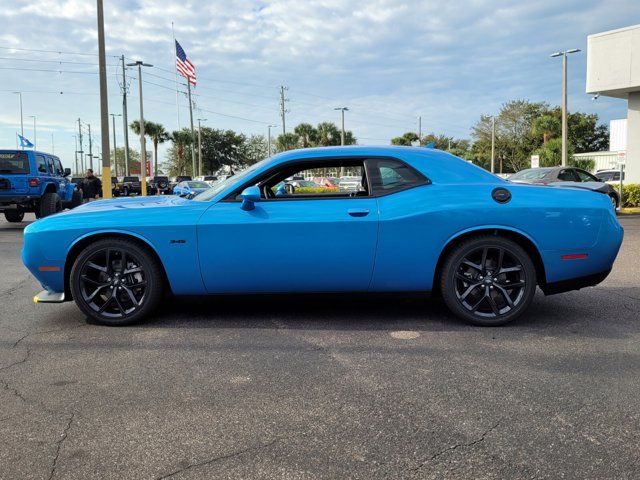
610 183 640 207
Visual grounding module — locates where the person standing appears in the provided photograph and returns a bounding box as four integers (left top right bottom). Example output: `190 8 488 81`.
82 169 102 203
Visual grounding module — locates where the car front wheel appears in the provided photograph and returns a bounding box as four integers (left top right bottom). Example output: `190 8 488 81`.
70 238 164 326
440 236 537 326
4 209 24 222
39 192 62 218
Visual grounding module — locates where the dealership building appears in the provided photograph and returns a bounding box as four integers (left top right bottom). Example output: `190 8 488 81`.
586 24 640 183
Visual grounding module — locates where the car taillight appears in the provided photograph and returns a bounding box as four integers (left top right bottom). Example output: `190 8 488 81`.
28 178 39 187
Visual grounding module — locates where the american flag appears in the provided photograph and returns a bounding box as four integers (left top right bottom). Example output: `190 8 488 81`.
175 40 196 86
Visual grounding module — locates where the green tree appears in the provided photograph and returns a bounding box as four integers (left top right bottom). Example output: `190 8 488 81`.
109 147 141 177
293 123 318 148
276 132 299 152
532 115 561 144
242 135 268 165
391 132 418 146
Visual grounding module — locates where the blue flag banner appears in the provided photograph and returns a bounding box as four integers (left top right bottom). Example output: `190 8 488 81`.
18 134 34 148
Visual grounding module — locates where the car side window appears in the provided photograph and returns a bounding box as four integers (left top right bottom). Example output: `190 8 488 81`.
557 169 577 181
53 158 64 176
35 155 47 174
367 158 427 195
575 169 597 182
45 157 55 175
257 160 368 200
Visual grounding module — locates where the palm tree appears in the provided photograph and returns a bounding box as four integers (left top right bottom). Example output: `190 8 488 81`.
532 115 560 145
316 122 340 146
150 123 170 176
293 123 318 147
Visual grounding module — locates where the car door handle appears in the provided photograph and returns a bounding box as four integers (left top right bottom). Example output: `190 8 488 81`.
348 209 369 217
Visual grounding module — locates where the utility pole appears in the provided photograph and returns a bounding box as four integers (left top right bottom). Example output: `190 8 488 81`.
77 118 84 172
14 92 23 148
96 0 111 197
491 116 496 174
418 116 422 142
126 60 153 195
51 133 54 154
110 113 121 178
550 48 580 167
186 81 197 177
197 118 206 176
120 55 130 176
87 123 93 170
268 124 276 156
73 134 78 175
279 86 288 135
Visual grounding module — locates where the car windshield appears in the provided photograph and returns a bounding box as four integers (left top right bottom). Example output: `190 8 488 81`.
193 158 270 202
124 177 139 182
0 151 29 174
509 168 553 181
188 181 210 188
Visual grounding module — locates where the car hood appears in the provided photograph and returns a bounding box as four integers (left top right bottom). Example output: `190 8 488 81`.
61 194 191 214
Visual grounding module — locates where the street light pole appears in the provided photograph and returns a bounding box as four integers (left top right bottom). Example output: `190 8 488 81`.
126 60 153 196
267 124 277 157
197 118 206 176
550 48 580 167
14 92 23 148
96 0 112 198
29 115 36 150
334 107 349 145
110 113 122 178
491 116 496 174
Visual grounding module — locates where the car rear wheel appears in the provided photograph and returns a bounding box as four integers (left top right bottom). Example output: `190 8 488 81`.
70 238 164 326
440 236 536 326
70 189 83 208
39 192 62 218
4 209 24 222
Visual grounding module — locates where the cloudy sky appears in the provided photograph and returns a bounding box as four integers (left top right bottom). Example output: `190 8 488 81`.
0 0 638 169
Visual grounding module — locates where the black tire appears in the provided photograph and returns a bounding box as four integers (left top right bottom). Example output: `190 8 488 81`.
70 238 164 326
70 189 83 208
39 192 62 218
440 235 537 326
123 187 129 197
4 209 24 222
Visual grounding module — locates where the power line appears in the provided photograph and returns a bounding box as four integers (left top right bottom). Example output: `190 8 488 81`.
0 45 119 58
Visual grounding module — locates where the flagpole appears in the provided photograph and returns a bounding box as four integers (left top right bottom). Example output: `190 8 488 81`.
172 22 181 130
187 81 197 177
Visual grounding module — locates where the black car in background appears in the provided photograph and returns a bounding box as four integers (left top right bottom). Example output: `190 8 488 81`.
509 166 620 208
121 176 142 196
148 176 170 195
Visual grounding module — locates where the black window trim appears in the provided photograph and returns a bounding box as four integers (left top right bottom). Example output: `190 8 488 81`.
221 155 430 203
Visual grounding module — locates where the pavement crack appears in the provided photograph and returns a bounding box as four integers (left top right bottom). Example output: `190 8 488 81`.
155 438 279 480
1 377 26 403
48 413 75 480
0 347 31 373
411 420 501 471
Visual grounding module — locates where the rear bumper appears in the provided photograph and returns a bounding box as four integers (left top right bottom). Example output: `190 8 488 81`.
0 196 37 211
541 269 611 295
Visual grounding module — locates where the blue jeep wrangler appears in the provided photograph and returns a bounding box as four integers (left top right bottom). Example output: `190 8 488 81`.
0 150 82 222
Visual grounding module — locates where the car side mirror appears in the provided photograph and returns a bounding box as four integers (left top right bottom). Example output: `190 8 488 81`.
240 186 261 211
64 168 71 176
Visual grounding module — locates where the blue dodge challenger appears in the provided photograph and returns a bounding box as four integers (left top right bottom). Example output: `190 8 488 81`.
22 146 623 326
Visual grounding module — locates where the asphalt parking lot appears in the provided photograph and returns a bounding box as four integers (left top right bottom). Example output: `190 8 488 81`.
1 214 639 480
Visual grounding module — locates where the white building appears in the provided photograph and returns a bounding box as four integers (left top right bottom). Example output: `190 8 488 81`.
586 24 640 183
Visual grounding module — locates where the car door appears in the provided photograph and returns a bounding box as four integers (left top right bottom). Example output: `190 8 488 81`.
196 158 379 294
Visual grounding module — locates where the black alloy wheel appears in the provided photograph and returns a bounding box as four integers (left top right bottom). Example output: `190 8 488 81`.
441 236 536 326
70 238 163 325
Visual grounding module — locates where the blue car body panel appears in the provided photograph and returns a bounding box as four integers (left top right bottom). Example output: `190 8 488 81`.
22 146 623 299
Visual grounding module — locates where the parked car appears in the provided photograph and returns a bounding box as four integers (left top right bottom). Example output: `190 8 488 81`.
121 176 142 196
148 176 170 195
0 149 81 222
338 176 363 192
173 180 211 198
508 166 621 208
595 169 625 185
195 175 218 187
24 146 622 327
313 177 339 188
169 175 192 193
110 177 121 197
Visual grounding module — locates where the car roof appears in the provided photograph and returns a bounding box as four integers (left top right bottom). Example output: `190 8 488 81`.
266 146 500 184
